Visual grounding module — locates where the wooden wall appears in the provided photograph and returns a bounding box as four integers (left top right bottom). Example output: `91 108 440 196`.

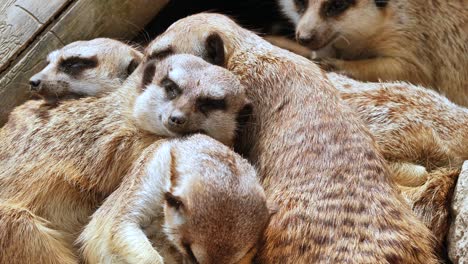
0 0 169 125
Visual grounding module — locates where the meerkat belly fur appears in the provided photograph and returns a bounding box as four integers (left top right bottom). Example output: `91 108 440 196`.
29 38 142 104
0 54 250 264
79 135 272 264
149 13 439 263
279 0 468 106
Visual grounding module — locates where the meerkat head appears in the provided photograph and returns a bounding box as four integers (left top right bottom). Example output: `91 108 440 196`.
152 134 272 264
29 38 142 102
146 13 252 69
279 0 390 50
133 53 251 146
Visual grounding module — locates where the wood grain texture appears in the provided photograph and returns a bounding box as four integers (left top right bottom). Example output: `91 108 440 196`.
0 0 169 125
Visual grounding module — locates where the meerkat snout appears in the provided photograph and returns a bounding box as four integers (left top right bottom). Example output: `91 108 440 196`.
29 38 142 103
133 54 251 146
160 134 273 264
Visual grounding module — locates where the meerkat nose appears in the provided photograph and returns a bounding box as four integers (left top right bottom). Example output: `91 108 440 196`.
29 79 42 91
296 32 317 46
169 115 187 126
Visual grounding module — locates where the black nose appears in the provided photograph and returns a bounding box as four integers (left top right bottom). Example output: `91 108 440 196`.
296 33 317 46
169 115 186 126
29 79 41 90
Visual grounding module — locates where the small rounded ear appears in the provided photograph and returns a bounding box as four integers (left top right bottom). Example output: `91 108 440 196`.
236 102 253 131
126 57 141 78
205 32 225 66
164 192 184 211
375 0 388 8
140 60 156 90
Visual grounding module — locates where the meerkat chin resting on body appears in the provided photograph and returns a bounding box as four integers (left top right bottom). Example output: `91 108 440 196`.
278 0 468 106
148 13 440 263
0 54 250 264
79 134 272 264
28 38 142 105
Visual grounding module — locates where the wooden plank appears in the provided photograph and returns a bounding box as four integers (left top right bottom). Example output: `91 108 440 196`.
0 0 72 72
0 0 169 125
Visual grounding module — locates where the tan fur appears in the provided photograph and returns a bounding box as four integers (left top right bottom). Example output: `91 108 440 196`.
330 72 468 177
149 13 439 263
29 38 143 104
400 167 460 246
279 0 468 106
79 135 271 264
0 54 248 263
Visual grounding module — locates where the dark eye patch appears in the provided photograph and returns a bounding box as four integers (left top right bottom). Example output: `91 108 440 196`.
294 0 308 13
161 77 181 100
321 0 356 18
196 97 227 115
164 192 184 210
58 56 98 76
147 47 173 61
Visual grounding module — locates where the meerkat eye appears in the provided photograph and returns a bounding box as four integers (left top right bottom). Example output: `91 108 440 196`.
164 192 184 210
161 78 181 100
323 0 355 17
196 98 227 115
59 56 98 75
294 0 308 13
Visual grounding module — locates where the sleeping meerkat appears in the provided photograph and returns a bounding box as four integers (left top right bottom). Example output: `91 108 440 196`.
329 73 467 247
278 0 468 106
149 13 439 263
29 38 142 104
0 54 250 264
329 73 468 185
79 134 272 264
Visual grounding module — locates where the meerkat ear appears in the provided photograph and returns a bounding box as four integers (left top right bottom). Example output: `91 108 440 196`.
205 32 225 67
236 103 253 131
140 60 156 90
125 57 141 78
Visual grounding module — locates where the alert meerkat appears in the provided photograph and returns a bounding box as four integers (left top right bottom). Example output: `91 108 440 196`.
278 0 468 106
0 54 250 264
29 38 142 105
79 134 271 264
149 13 439 263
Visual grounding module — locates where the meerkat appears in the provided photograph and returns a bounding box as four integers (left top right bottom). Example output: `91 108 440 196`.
29 38 143 105
0 54 251 264
278 0 468 106
329 73 468 184
79 134 272 264
148 13 439 263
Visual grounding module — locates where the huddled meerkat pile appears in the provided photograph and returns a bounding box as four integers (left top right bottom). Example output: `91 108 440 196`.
0 3 466 263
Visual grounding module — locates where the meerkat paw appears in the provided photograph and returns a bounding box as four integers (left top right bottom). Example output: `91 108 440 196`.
389 162 428 187
313 57 340 72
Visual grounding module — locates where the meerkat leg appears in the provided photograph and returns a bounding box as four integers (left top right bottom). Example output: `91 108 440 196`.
0 202 76 264
79 146 169 264
318 57 431 87
388 161 428 187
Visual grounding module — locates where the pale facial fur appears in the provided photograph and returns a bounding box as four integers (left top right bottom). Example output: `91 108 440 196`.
133 54 251 146
29 38 142 102
279 0 387 53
